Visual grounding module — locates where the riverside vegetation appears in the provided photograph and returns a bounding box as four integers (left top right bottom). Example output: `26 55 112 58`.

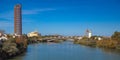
74 31 120 49
1 31 120 60
27 35 65 44
0 34 65 59
0 34 28 60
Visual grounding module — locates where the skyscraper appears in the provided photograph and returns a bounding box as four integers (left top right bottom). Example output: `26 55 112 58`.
14 4 22 43
14 4 22 36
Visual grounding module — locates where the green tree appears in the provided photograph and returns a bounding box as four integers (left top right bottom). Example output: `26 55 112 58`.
111 31 120 41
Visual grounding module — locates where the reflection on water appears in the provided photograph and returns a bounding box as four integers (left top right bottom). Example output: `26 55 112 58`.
9 41 120 60
100 48 120 55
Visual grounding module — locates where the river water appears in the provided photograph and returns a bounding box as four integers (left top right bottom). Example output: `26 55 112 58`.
9 41 120 60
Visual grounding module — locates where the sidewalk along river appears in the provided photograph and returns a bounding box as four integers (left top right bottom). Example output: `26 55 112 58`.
9 41 120 60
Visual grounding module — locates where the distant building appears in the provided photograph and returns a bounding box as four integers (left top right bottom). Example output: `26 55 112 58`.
94 37 102 40
0 33 2 37
77 36 83 40
86 29 92 38
27 31 40 37
98 37 102 40
0 32 8 41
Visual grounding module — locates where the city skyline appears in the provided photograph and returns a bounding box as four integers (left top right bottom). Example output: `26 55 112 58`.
0 0 120 36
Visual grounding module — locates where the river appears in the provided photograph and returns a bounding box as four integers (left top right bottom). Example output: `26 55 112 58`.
9 41 120 60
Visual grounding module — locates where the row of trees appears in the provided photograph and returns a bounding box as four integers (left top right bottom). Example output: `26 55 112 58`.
97 31 120 49
0 30 27 59
111 31 120 41
74 31 120 49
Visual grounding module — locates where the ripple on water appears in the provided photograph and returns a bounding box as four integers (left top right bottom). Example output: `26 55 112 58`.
9 42 120 60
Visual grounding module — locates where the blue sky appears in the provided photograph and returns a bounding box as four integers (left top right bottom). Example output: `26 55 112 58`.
0 0 120 36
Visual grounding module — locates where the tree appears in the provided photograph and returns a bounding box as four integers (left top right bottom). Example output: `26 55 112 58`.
111 31 120 41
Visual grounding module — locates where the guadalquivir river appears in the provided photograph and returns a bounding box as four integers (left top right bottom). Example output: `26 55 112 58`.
9 41 120 60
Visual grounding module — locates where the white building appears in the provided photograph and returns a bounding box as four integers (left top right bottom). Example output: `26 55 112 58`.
77 36 83 40
86 29 92 38
27 31 40 37
0 33 2 36
0 32 8 41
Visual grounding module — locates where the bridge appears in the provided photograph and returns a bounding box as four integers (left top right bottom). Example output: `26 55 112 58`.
38 37 75 42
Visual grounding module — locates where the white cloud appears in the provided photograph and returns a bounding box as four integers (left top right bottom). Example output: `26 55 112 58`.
0 8 56 20
0 8 56 28
0 21 13 27
22 20 32 23
0 11 14 20
22 8 56 14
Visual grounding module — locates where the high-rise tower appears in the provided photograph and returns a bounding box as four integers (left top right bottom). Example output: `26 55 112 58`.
14 4 22 36
14 4 22 44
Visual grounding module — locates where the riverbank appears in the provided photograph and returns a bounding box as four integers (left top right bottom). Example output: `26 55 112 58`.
0 37 65 60
0 39 27 60
74 39 120 49
74 31 120 49
8 41 120 60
